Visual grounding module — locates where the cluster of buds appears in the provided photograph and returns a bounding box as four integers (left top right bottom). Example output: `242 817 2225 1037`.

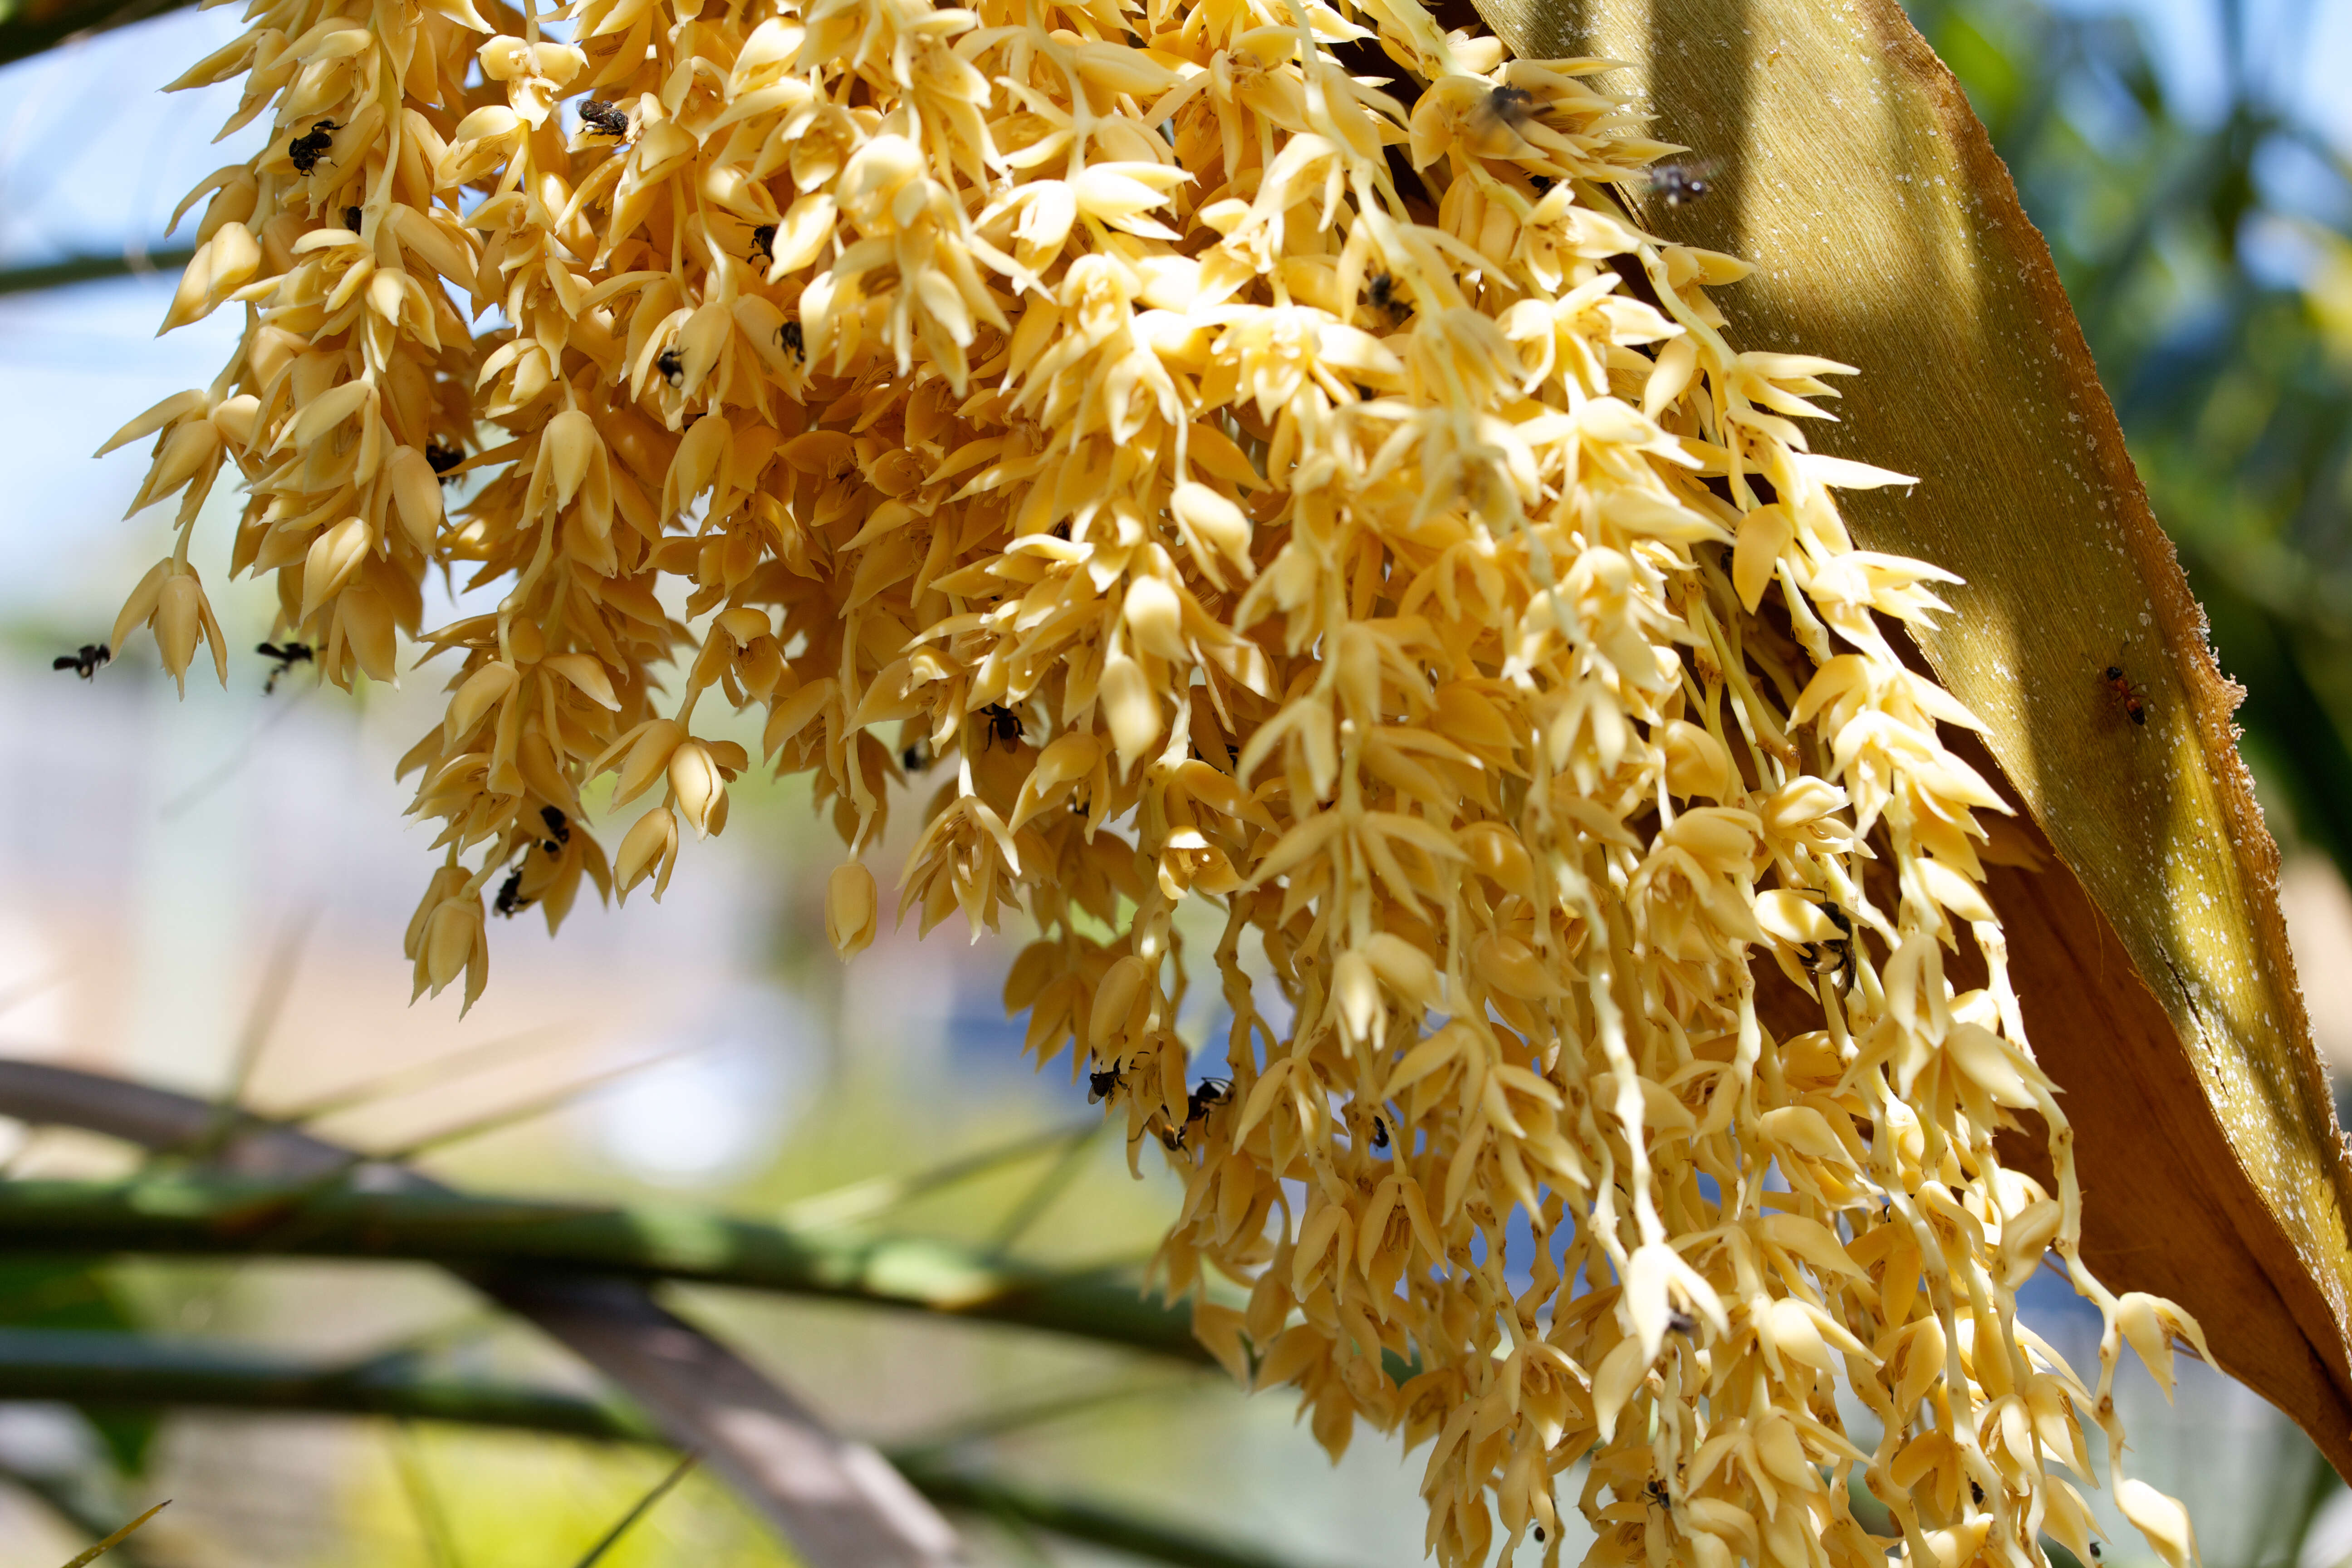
103 0 2208 1558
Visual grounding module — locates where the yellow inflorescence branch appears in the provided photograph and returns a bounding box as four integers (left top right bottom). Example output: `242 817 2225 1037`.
103 0 2204 1560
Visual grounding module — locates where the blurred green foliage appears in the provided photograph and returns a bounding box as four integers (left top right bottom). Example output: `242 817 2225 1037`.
1908 0 2352 877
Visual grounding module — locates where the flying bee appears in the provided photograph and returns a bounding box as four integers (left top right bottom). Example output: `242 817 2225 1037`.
2102 662 2147 727
1187 1078 1234 1122
1366 270 1411 324
493 867 530 918
979 703 1024 750
749 222 777 268
655 348 685 387
1638 155 1720 208
539 804 570 854
256 641 313 695
1476 83 1538 137
577 98 631 137
52 642 108 680
287 120 338 175
777 321 804 360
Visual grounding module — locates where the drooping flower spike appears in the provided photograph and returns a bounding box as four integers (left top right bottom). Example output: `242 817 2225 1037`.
106 0 2204 1559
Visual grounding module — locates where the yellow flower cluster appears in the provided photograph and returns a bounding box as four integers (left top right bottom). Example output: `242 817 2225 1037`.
105 0 2208 1558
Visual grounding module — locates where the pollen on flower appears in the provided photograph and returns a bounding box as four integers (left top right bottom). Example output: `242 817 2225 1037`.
108 0 2201 1557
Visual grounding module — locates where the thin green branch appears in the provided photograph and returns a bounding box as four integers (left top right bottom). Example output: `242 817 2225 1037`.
0 1329 1320 1568
570 1451 698 1568
0 0 193 70
779 1120 1096 1232
0 248 195 298
0 1178 1208 1363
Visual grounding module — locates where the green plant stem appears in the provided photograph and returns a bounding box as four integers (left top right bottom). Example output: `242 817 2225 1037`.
0 249 195 297
0 1178 1207 1363
0 1329 1311 1568
0 0 193 71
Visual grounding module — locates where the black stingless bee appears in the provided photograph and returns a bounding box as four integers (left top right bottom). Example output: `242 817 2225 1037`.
52 642 108 680
1479 83 1537 134
257 641 313 695
1802 903 1852 980
749 222 777 267
1640 156 1720 208
656 348 685 386
1087 1063 1123 1102
493 866 530 918
1366 270 1411 324
979 702 1024 750
287 120 338 175
578 98 631 137
1186 1077 1233 1123
777 321 804 360
343 205 363 233
539 804 570 854
426 441 464 481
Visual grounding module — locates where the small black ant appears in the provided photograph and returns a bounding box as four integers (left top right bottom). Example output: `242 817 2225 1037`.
493 867 530 917
2102 664 2147 727
1370 1115 1390 1150
1644 1480 1671 1509
1479 84 1537 135
539 804 570 854
257 640 313 695
1640 157 1720 208
777 321 804 360
1366 271 1411 324
287 120 338 175
979 703 1024 750
343 206 363 233
52 642 108 679
749 222 777 268
577 98 631 137
426 441 464 480
656 348 685 387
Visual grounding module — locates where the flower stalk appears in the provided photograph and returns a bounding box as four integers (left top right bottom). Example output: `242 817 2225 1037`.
87 0 2327 1555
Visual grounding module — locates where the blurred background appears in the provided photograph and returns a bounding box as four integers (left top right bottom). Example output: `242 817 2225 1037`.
0 0 2350 1561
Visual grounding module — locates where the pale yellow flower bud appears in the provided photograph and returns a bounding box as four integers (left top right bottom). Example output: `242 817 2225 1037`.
1122 575 1187 663
300 517 374 622
612 719 685 806
2118 1483 2198 1568
614 806 679 901
668 740 725 839
1098 656 1160 767
825 862 878 961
